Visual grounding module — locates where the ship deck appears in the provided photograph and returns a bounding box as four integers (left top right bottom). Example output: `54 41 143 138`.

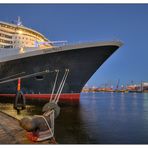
0 41 122 63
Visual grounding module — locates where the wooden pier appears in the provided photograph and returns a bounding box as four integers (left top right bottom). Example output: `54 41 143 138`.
0 111 50 144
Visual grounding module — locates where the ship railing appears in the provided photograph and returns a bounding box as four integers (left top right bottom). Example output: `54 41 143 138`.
0 39 122 58
54 39 122 48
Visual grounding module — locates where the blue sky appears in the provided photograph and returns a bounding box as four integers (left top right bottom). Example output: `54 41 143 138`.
0 4 148 87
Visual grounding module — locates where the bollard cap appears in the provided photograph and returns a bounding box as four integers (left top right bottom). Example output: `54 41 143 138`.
42 102 60 118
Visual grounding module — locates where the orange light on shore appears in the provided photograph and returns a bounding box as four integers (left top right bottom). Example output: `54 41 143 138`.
17 78 21 91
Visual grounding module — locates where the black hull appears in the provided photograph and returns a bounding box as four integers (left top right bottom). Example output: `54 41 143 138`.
0 43 120 97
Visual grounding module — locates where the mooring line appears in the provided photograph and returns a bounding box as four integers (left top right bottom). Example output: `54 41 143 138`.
51 69 68 103
50 70 59 102
0 70 54 84
55 69 69 104
0 72 26 82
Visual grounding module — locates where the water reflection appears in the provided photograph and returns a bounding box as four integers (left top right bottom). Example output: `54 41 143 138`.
120 93 125 112
142 93 148 121
80 93 148 144
143 93 148 100
132 93 138 110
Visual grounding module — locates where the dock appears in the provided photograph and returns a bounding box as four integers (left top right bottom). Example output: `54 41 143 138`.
0 111 50 144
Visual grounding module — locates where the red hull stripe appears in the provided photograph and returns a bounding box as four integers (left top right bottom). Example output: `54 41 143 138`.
0 93 80 100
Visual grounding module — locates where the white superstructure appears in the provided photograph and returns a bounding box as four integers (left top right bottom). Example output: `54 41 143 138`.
0 18 53 49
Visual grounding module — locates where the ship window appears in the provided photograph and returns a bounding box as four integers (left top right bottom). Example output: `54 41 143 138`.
0 39 12 44
0 33 12 39
4 45 13 48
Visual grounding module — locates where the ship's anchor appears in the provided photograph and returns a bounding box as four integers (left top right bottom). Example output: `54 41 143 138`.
13 78 26 114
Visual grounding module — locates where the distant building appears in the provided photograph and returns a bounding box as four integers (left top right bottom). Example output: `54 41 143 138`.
126 82 148 93
142 82 148 92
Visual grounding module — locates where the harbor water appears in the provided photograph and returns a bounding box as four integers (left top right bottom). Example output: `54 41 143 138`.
1 92 148 144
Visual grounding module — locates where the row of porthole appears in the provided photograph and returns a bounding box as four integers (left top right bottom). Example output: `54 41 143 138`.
0 24 43 39
13 41 34 45
0 33 12 39
0 39 12 44
0 26 46 44
14 36 35 42
0 45 13 48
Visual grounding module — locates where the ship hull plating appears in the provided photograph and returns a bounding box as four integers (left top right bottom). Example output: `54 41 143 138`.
0 44 119 101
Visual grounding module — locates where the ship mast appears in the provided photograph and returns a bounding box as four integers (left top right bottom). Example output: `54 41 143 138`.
17 16 22 26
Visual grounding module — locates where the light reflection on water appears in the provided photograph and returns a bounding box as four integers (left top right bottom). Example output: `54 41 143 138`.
80 92 148 144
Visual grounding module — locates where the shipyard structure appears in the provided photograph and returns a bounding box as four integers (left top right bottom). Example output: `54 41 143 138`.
82 82 148 93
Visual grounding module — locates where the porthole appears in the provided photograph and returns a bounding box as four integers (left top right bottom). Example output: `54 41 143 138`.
35 75 44 80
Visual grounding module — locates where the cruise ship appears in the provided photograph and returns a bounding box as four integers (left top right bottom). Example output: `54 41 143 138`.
0 18 123 102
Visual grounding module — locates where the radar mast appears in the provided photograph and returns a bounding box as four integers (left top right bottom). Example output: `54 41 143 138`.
17 16 22 26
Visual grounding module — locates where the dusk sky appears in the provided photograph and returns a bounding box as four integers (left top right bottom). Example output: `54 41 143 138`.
0 4 148 87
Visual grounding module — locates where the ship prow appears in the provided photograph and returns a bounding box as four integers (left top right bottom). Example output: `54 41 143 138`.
0 40 123 102
0 20 123 102
61 40 123 49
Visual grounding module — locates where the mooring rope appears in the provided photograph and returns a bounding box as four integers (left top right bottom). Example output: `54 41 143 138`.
49 70 59 102
0 70 54 84
55 69 69 104
51 69 67 103
51 69 69 104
